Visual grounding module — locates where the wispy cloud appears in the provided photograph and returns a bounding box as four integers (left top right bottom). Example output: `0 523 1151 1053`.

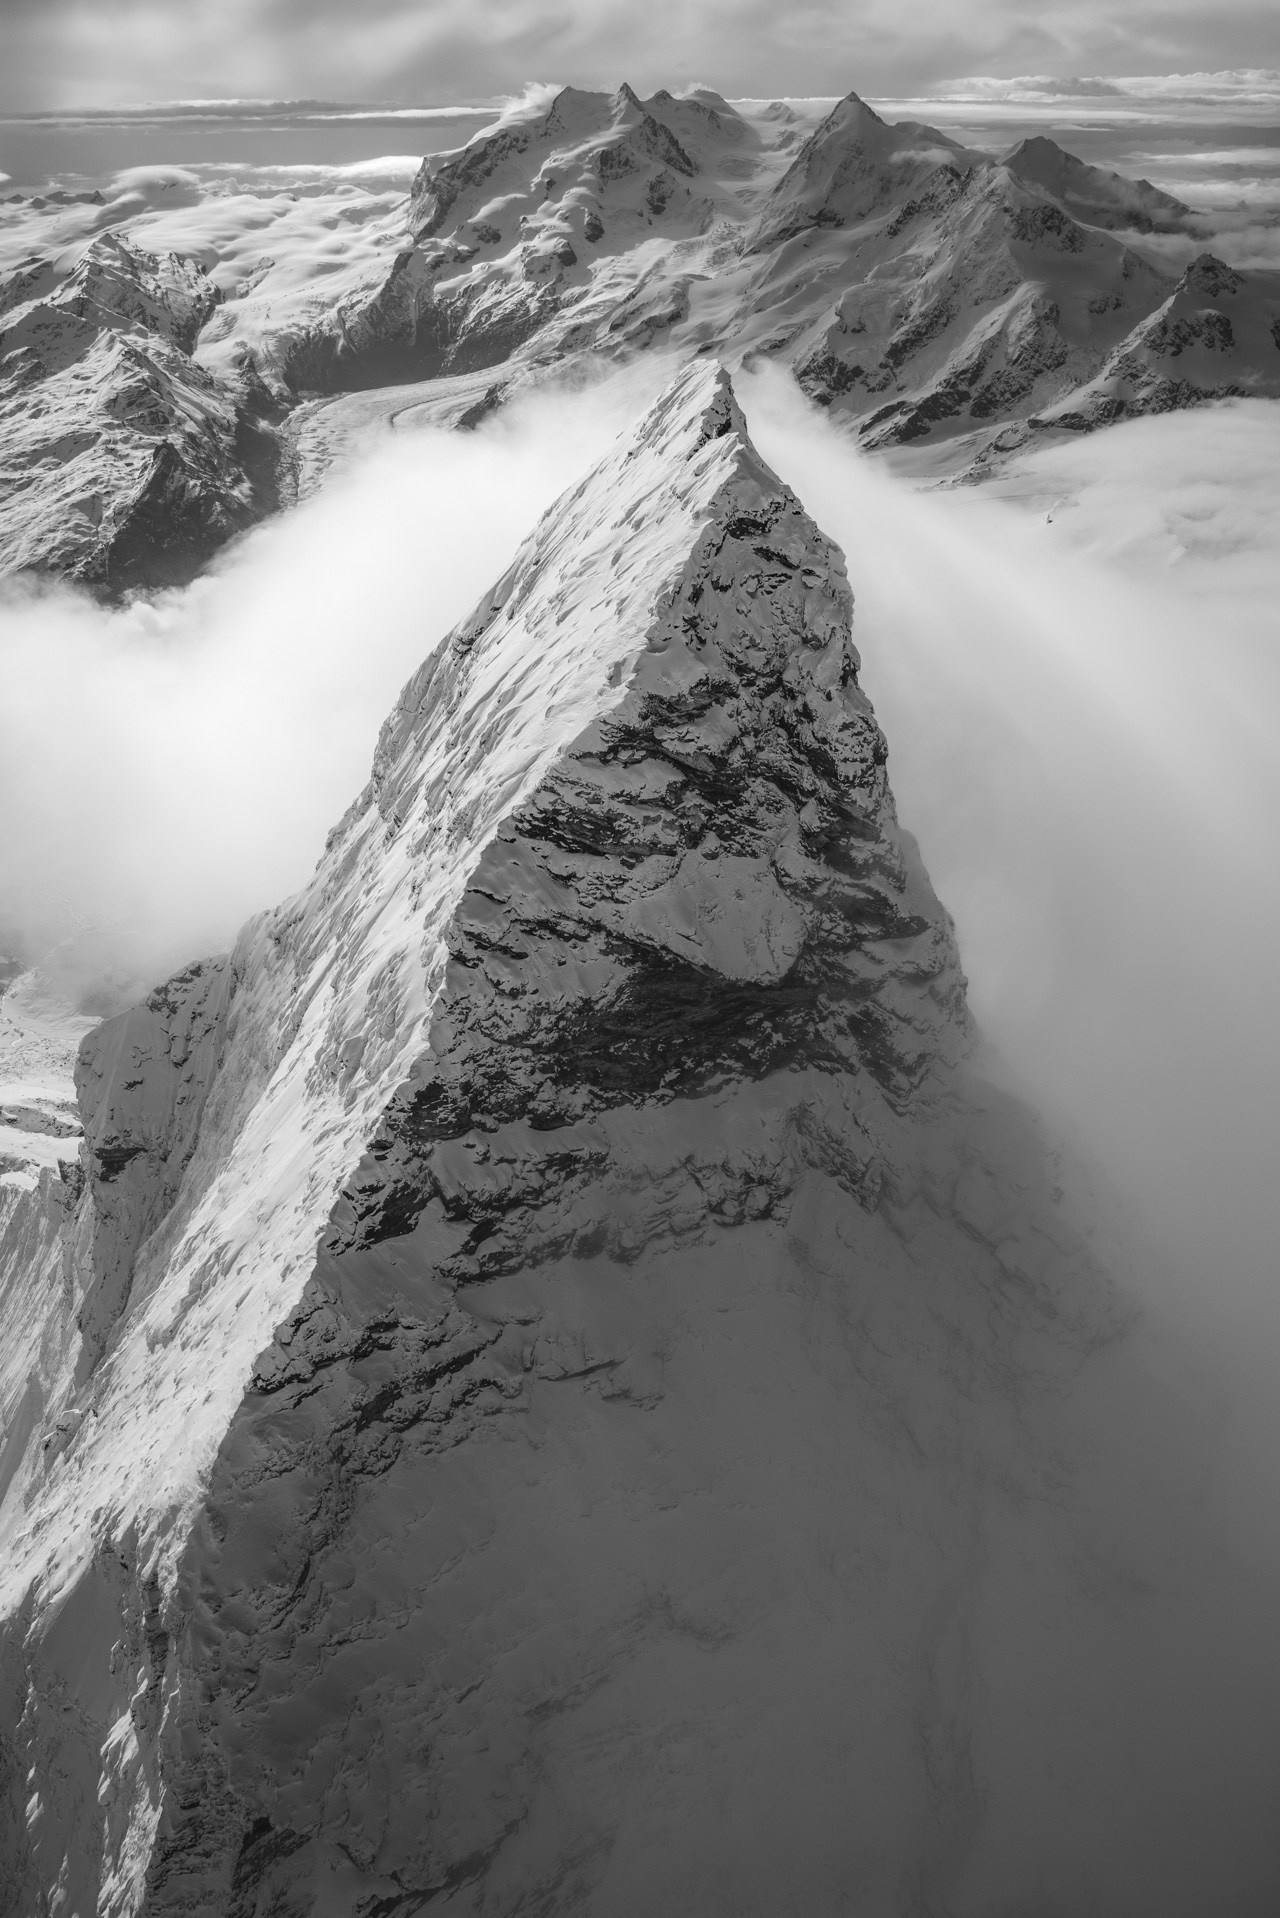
924 67 1280 109
4 0 1280 113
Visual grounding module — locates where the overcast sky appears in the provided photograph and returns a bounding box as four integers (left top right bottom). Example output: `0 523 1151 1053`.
3 0 1277 113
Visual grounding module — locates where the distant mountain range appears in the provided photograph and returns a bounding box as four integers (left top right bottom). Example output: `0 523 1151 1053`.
1 81 1277 589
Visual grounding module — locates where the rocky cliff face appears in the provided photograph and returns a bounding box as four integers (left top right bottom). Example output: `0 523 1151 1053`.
9 362 1278 1916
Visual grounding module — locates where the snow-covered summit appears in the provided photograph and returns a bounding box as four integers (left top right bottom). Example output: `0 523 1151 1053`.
0 231 271 586
749 89 980 250
1033 247 1280 428
1001 135 1191 232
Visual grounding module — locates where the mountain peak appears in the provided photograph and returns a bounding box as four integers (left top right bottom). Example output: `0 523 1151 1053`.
0 345 1183 1918
1002 132 1190 230
832 88 885 125
1179 250 1245 297
752 88 972 250
2 355 965 1625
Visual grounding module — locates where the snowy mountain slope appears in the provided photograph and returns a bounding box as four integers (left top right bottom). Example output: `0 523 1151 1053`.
8 362 1278 1914
746 90 984 250
286 88 1270 461
0 970 91 1657
1001 136 1190 233
278 84 771 392
1032 250 1280 429
278 86 1254 464
740 99 1183 443
0 233 275 588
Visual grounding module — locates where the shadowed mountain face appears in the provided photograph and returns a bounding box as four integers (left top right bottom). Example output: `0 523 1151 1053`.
3 364 1280 1917
1 81 1277 589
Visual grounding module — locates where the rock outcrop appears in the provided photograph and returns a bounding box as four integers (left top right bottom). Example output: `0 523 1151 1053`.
7 362 1278 1915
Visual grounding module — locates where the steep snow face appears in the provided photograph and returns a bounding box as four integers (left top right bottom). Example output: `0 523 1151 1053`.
0 969 86 1530
0 233 272 588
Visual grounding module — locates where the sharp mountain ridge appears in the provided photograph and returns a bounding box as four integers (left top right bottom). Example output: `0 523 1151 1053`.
0 362 1190 1917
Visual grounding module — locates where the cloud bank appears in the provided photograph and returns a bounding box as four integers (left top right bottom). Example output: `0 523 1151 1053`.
4 0 1280 113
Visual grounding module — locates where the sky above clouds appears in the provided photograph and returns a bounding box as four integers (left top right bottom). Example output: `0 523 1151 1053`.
3 0 1279 111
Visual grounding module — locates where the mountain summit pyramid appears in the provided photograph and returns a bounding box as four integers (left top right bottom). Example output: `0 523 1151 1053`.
2 363 1277 1916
